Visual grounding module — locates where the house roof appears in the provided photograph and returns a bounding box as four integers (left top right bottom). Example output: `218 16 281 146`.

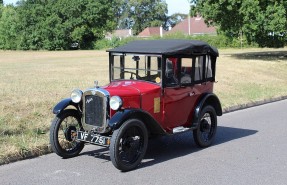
106 29 132 38
107 39 218 57
138 27 166 37
168 16 216 35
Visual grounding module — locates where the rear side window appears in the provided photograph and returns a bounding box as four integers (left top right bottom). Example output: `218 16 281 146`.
194 55 214 83
194 56 204 82
180 58 193 84
205 55 213 79
164 55 215 87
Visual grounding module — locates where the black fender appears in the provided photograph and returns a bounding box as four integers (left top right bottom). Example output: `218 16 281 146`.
192 93 222 126
53 98 79 114
108 109 166 135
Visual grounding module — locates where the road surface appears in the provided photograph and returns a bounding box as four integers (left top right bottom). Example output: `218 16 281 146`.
0 100 287 185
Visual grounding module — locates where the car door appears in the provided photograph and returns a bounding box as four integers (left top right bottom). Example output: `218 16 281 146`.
162 57 198 131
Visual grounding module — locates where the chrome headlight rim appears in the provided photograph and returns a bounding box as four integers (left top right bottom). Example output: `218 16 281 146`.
71 89 83 103
109 96 123 110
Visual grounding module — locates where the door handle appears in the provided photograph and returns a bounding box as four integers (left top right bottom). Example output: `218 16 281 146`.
189 92 195 96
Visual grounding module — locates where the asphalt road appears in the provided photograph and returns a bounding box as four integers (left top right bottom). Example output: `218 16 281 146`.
1 100 287 185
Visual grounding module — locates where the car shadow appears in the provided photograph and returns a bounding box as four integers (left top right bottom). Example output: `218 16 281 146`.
140 126 257 169
80 126 258 170
228 50 287 61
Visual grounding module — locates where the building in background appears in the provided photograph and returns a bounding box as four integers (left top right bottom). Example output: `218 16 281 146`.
137 26 166 38
105 29 133 40
106 16 216 40
168 16 217 35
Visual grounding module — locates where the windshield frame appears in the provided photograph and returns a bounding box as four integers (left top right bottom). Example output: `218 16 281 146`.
109 53 163 85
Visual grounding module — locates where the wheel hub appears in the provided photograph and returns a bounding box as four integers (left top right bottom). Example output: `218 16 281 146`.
64 126 77 141
123 136 140 150
130 136 140 149
200 119 210 133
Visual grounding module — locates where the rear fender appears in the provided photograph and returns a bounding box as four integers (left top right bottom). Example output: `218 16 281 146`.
53 98 80 114
192 93 222 126
109 109 166 136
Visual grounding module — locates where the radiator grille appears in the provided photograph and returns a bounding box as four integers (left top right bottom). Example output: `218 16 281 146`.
84 95 105 127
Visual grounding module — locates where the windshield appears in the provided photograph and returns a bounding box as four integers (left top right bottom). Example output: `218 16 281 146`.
111 54 162 84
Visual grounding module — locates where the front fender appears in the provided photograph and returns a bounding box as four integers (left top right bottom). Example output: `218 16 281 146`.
53 98 78 114
192 93 222 126
108 109 166 135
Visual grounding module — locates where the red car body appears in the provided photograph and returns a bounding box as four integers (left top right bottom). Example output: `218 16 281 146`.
51 40 222 171
103 80 213 133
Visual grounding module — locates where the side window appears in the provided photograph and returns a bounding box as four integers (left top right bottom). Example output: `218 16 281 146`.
194 55 214 83
194 56 204 82
205 55 213 79
180 58 192 84
164 55 214 86
165 58 178 86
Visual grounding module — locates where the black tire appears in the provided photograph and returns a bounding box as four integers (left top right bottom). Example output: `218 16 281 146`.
193 105 217 148
110 119 148 171
50 109 85 158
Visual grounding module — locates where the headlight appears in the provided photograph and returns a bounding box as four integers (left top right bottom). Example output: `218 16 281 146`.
71 89 83 103
109 96 122 110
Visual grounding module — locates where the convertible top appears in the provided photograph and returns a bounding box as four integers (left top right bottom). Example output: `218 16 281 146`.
107 39 219 57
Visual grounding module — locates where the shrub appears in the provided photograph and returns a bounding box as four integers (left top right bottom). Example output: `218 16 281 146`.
93 33 260 50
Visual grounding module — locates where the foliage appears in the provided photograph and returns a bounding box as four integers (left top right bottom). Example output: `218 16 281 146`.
1 0 285 50
167 13 188 28
0 0 115 50
94 33 258 50
94 36 140 50
113 0 168 35
0 0 170 50
113 0 130 29
191 0 287 48
113 0 188 33
0 5 19 50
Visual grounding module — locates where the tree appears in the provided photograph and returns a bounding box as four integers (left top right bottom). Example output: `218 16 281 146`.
0 1 3 19
16 0 48 50
113 0 131 29
167 13 188 28
192 0 287 47
0 0 3 5
130 0 168 34
15 0 116 50
0 5 20 50
113 0 168 34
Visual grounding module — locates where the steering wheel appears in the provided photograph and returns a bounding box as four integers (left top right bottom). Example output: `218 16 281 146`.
120 71 142 80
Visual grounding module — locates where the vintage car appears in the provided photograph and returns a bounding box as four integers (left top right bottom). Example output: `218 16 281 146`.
50 40 222 171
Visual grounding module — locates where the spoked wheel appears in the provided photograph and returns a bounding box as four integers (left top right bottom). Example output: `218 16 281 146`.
50 109 84 158
110 119 148 171
193 106 217 148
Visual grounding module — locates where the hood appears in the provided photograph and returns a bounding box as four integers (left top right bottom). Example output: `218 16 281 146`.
102 80 161 97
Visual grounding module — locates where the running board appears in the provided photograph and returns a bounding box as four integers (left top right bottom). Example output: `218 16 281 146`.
172 126 197 134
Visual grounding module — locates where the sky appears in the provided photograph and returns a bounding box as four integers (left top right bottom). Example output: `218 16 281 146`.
3 0 190 15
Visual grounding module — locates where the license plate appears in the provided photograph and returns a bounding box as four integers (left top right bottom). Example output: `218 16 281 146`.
77 131 110 146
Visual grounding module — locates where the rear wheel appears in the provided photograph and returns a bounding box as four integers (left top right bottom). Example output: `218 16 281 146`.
50 109 84 158
110 119 148 171
193 106 217 148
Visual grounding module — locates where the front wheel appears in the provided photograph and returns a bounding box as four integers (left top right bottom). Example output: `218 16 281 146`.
193 105 217 148
50 109 84 158
110 119 148 171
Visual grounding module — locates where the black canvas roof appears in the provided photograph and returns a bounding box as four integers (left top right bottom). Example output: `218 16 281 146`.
107 39 219 57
